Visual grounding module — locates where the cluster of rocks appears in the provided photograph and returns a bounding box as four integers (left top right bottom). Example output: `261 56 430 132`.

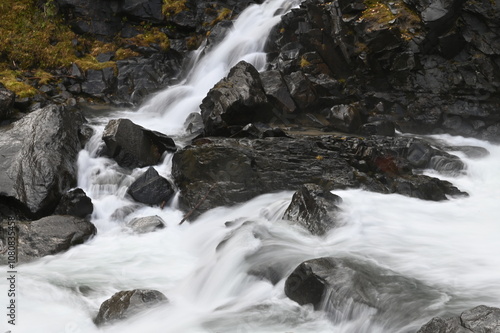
261 0 500 141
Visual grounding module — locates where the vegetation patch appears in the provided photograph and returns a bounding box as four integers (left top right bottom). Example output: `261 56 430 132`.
162 0 187 17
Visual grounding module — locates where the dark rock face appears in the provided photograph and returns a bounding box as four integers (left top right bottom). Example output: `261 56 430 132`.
200 61 273 136
0 105 86 217
172 134 466 217
54 188 94 219
114 53 182 106
122 0 164 23
263 0 500 142
283 184 342 236
417 305 500 333
127 167 175 205
0 216 96 264
285 257 442 321
94 289 168 326
127 215 165 233
0 83 15 121
102 118 176 169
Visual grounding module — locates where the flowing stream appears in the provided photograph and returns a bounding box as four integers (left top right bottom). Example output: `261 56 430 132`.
2 0 500 332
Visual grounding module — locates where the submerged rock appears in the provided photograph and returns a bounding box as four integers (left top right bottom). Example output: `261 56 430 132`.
283 184 342 236
94 289 168 326
127 215 165 233
0 216 96 264
127 167 175 206
285 257 443 323
0 105 86 217
417 305 500 333
102 118 176 169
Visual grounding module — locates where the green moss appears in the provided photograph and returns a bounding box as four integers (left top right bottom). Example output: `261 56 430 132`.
0 0 79 69
300 56 311 68
74 56 116 72
0 70 37 98
210 7 232 26
162 0 187 17
129 27 170 51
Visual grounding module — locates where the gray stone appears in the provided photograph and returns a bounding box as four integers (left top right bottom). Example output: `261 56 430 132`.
94 289 168 326
127 215 165 233
0 105 85 216
200 61 272 136
127 167 175 206
283 184 342 236
0 216 97 264
102 118 176 169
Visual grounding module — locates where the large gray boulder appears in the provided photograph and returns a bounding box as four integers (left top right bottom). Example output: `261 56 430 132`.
0 105 86 217
417 305 500 333
200 61 273 136
102 118 176 169
94 289 168 326
0 216 97 264
283 184 342 236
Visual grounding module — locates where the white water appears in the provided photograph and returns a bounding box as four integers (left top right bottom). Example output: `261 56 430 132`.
2 0 500 332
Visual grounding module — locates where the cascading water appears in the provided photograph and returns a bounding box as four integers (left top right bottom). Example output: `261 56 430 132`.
2 0 500 332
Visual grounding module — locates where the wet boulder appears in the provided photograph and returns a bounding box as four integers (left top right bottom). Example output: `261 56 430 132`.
285 257 442 322
127 167 175 206
127 215 165 233
0 105 86 217
102 118 176 169
260 70 297 113
0 83 15 120
200 61 273 136
94 289 168 326
0 216 97 264
417 305 500 333
283 184 342 236
54 188 93 219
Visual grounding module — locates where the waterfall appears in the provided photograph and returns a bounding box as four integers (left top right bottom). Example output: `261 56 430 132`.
2 0 500 332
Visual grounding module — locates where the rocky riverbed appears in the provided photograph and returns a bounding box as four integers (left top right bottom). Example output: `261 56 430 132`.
0 0 499 332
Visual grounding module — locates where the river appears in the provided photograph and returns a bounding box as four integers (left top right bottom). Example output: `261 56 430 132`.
2 0 499 332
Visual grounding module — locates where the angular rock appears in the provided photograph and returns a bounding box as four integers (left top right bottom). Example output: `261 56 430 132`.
283 184 342 236
416 316 471 333
122 0 164 23
285 257 442 321
0 83 15 120
417 305 500 333
94 289 168 326
0 105 86 217
323 103 362 133
102 118 176 169
260 70 297 113
0 216 97 264
127 167 175 205
54 188 94 219
127 215 165 233
284 71 317 112
359 121 396 137
234 123 289 139
200 61 273 136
